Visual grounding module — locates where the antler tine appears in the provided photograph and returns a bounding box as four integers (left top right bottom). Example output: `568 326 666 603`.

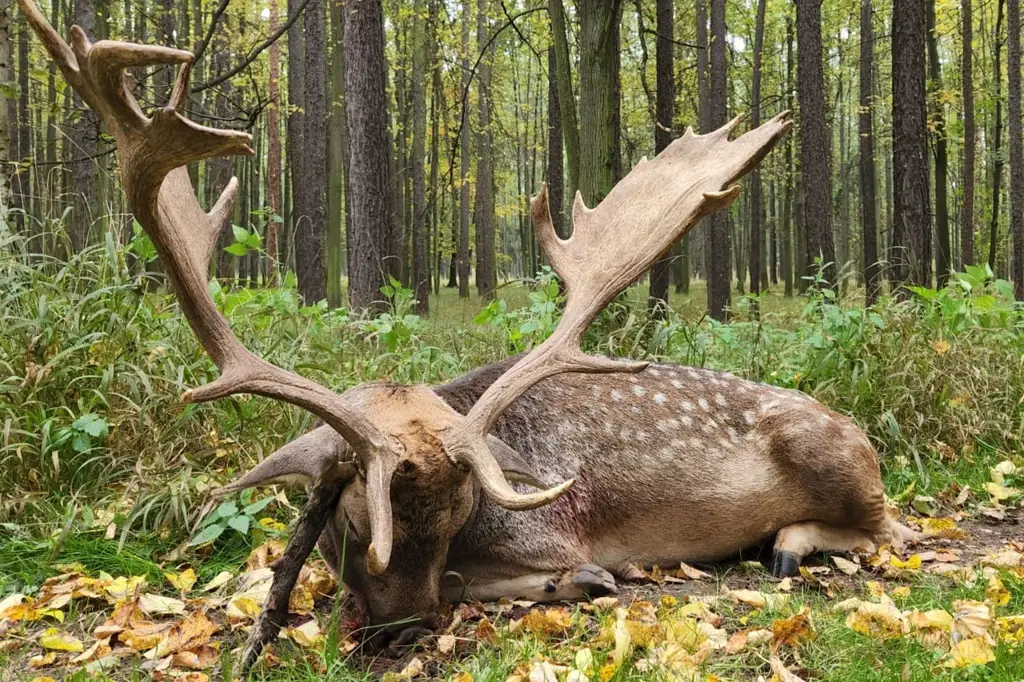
444 111 793 511
19 0 400 574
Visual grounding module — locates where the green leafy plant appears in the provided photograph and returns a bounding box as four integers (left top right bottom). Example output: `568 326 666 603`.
189 492 276 546
224 224 263 257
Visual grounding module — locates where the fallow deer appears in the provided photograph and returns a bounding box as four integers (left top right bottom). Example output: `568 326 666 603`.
19 0 913 669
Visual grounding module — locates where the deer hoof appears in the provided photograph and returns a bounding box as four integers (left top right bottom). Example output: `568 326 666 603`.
771 550 801 578
569 563 618 597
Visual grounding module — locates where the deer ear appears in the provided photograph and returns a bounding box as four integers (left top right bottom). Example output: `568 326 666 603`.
485 435 549 490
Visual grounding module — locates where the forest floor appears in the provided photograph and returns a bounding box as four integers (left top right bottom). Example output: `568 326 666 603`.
1 500 1021 682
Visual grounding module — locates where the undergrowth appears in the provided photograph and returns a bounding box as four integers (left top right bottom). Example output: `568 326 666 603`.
2 226 1023 564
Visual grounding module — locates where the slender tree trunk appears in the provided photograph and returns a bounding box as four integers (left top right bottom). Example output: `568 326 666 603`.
266 0 282 284
429 0 441 294
12 12 29 234
548 0 579 227
0 1 11 230
578 0 623 205
860 0 880 304
411 0 429 313
695 0 711 291
649 0 674 312
1009 0 1023 298
782 17 794 298
327 0 345 306
928 0 951 287
989 0 1005 272
546 46 564 240
286 0 306 281
893 0 932 288
67 0 97 252
474 0 496 299
707 0 730 319
457 2 471 297
796 0 837 289
961 0 975 267
748 0 767 298
296 0 327 302
345 0 397 310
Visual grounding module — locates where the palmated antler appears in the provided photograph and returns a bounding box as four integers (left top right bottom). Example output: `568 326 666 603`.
442 112 793 509
17 0 401 575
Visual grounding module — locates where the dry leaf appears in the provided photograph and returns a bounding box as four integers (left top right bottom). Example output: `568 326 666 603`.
154 611 219 657
138 593 186 616
165 568 198 594
952 600 994 643
437 633 457 655
28 652 57 668
996 615 1024 646
990 460 1017 485
771 607 816 649
70 638 112 664
172 645 219 670
398 656 424 678
984 482 1020 502
591 596 619 610
986 574 1011 607
941 637 995 668
832 556 860 575
845 597 908 639
200 571 234 592
728 589 790 610
770 656 807 682
285 619 323 649
39 627 84 652
676 562 713 580
521 608 573 638
918 518 968 540
889 554 923 571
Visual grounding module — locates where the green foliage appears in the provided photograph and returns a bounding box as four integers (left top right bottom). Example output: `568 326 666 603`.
189 490 276 546
224 224 263 257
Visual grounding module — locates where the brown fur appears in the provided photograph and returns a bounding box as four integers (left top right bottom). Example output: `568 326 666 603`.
230 358 909 627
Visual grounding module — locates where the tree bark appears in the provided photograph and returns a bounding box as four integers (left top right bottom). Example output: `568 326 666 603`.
411 0 429 313
297 0 327 303
578 0 623 205
327 0 345 306
796 0 837 290
546 46 564 239
0 1 11 229
860 0 880 305
706 0 730 319
548 0 579 227
457 1 471 297
960 0 975 267
927 0 951 287
68 0 97 252
648 0 674 312
474 0 496 299
1009 0 1023 298
748 0 767 297
345 0 397 311
286 0 307 280
989 0 1005 272
267 0 283 284
892 0 932 288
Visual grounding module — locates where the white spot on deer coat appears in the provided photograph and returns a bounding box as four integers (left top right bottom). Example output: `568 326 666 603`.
611 389 624 402
632 385 647 397
715 393 728 407
698 397 710 411
681 399 695 411
653 392 667 405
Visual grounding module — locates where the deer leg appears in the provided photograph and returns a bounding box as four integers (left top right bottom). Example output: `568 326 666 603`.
240 480 343 675
772 521 878 578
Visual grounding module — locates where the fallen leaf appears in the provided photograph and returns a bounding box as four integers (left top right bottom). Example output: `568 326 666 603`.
984 482 1021 502
918 517 968 540
521 608 573 638
845 597 908 639
437 633 456 655
770 656 807 682
39 628 83 652
990 460 1017 485
908 609 952 646
285 619 322 649
986 573 1011 607
591 596 619 610
398 656 424 678
138 593 186 616
771 607 816 649
728 589 790 610
676 562 713 580
981 548 1023 570
832 556 860 575
153 610 219 657
952 600 994 644
165 568 198 594
104 575 147 601
941 637 995 668
171 645 219 670
70 638 112 664
912 495 939 516
889 554 923 571
200 571 234 592
725 628 772 654
452 673 474 682
996 615 1024 646
28 652 57 668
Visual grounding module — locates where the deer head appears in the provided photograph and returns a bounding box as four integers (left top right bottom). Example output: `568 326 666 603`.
20 0 790 634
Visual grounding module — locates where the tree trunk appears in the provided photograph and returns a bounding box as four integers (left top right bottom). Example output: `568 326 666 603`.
892 0 932 288
927 0 951 287
68 0 97 252
546 46 564 240
796 0 836 290
548 0 579 227
327 0 345 306
429 0 441 294
1009 0 1023 298
267 0 283 284
706 0 730 319
648 0 674 312
989 0 1005 272
12 11 30 234
286 0 306 281
860 0 880 305
297 0 327 303
411 0 429 313
345 0 397 311
474 0 496 299
578 0 623 204
0 1 11 229
694 0 710 292
748 0 767 298
457 2 471 297
960 0 975 267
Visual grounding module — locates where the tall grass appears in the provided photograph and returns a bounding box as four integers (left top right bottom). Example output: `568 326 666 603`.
2 226 1022 544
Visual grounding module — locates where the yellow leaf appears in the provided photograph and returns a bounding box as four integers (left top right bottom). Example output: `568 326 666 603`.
258 517 288 532
728 589 790 610
28 652 57 668
866 581 886 600
889 554 923 571
986 574 1011 607
452 673 474 682
996 615 1024 646
984 482 1021 501
138 593 186 616
70 638 112 664
918 517 969 540
770 655 807 682
845 598 908 639
832 556 860 575
952 600 994 643
154 610 219 657
164 568 197 593
39 628 84 652
172 645 219 670
930 339 950 355
200 571 234 592
771 607 816 649
990 460 1017 485
104 575 147 601
521 607 573 638
285 619 323 649
941 637 995 668
891 586 911 599
29 678 57 682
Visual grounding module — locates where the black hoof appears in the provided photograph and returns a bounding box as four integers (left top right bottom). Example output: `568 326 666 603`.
772 550 801 578
571 563 618 597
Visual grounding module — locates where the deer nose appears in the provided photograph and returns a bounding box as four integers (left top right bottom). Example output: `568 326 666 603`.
383 612 440 653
